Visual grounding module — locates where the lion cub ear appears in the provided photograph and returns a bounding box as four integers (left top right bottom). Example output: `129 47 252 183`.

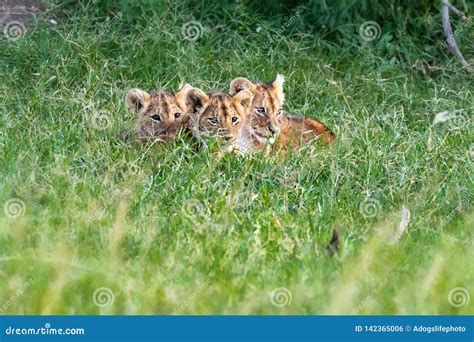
125 88 151 115
271 74 285 103
229 77 256 95
177 83 193 94
175 83 194 108
232 89 253 109
185 88 209 114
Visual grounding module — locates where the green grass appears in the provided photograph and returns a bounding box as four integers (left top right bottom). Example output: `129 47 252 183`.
0 1 473 315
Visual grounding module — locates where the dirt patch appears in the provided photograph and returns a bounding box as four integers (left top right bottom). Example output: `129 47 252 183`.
0 0 43 26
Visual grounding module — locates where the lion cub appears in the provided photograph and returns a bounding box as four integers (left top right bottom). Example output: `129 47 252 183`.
185 88 254 154
230 75 284 151
230 75 335 155
121 84 193 144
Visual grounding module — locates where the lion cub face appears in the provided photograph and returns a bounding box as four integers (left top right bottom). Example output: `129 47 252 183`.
229 74 285 141
186 89 253 143
125 84 192 143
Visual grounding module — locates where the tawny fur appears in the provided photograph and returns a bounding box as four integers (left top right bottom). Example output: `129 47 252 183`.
274 113 335 156
121 84 193 145
230 75 284 150
185 88 253 154
230 75 335 156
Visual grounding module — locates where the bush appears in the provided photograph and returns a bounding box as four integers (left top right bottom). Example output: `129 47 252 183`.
49 0 473 65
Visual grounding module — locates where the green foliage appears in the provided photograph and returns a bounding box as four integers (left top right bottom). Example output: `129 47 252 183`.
47 0 474 64
0 0 472 315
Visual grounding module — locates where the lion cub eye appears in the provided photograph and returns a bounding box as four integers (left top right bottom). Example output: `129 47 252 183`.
174 112 182 119
231 116 239 124
208 117 220 126
277 108 283 116
151 114 162 122
256 107 267 116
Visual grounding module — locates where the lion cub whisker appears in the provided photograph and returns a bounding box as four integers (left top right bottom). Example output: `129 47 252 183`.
121 75 335 158
120 84 194 145
229 74 335 156
185 88 253 155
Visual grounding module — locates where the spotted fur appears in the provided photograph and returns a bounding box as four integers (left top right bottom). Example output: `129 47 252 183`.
276 114 335 156
230 75 284 149
230 75 335 155
122 84 193 144
185 88 253 153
